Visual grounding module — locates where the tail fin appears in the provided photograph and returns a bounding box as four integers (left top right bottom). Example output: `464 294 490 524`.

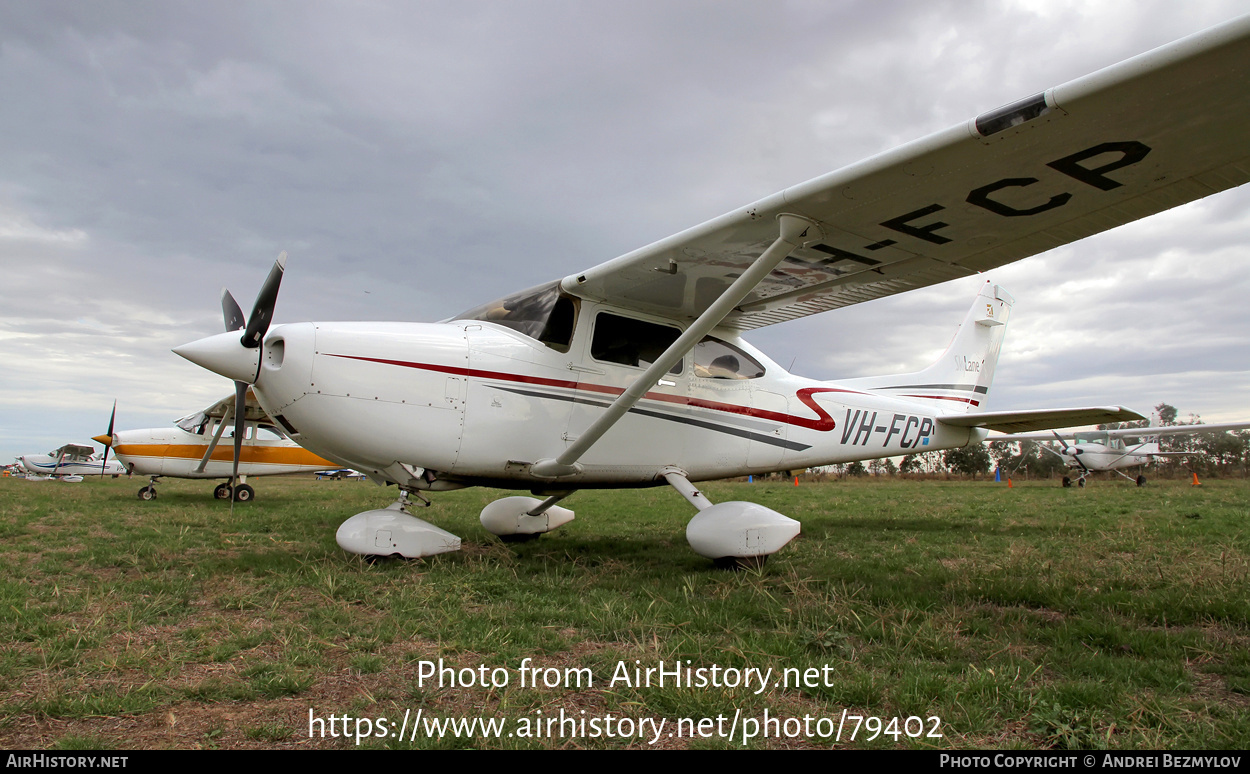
835 281 1013 414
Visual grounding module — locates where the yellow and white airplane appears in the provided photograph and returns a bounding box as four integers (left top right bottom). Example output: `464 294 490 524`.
176 15 1250 565
993 422 1250 487
94 391 334 501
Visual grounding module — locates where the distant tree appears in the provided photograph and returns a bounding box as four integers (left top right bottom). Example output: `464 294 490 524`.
943 445 991 477
899 451 944 474
845 461 867 477
869 457 897 476
1197 429 1248 469
1155 402 1178 426
988 441 1015 469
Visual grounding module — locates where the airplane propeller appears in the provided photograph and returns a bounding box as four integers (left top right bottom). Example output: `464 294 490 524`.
99 401 116 477
176 252 287 502
1051 430 1089 473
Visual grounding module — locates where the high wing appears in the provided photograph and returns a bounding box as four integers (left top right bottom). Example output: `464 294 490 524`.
994 421 1250 443
197 389 273 425
561 15 1250 329
54 443 98 461
941 406 1145 435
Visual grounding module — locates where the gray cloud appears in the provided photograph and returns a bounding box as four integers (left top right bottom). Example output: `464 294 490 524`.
2 1 1248 462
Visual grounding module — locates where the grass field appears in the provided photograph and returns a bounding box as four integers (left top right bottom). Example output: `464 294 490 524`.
0 473 1246 749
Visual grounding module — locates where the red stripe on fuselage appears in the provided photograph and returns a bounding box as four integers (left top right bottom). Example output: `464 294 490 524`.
326 354 841 431
902 394 980 406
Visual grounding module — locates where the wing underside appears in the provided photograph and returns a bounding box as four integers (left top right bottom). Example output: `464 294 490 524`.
561 16 1250 329
941 406 1146 435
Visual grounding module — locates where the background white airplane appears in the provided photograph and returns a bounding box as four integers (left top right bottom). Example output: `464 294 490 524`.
94 390 334 501
17 442 128 481
992 422 1250 487
174 15 1250 566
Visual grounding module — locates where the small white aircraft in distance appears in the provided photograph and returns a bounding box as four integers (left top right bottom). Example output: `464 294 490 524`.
18 443 129 481
992 422 1250 488
93 391 335 501
175 16 1250 566
316 469 368 480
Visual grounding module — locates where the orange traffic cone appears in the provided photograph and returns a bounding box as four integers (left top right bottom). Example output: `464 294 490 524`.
1007 478 1013 488
1191 472 1202 486
794 476 799 486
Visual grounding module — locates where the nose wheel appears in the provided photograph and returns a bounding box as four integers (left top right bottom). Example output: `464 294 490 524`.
138 476 161 500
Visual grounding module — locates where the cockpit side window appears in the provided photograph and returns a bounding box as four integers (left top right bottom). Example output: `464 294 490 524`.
454 281 577 352
590 313 683 374
693 337 766 380
256 425 285 441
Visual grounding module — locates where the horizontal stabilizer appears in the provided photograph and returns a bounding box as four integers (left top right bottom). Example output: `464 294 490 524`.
941 406 1144 434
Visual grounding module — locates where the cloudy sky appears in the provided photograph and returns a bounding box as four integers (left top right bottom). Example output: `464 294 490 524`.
2 0 1248 464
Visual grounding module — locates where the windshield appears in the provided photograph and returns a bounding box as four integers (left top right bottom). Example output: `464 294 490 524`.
454 281 576 351
176 412 209 434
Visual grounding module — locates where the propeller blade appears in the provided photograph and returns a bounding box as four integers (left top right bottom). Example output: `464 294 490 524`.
1050 430 1069 452
232 380 246 486
1053 431 1092 472
100 400 116 477
240 252 286 349
221 289 245 332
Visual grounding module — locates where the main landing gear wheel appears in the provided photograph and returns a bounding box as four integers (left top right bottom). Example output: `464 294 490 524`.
233 484 255 502
214 483 232 500
1062 477 1071 488
138 486 156 501
1078 478 1085 488
1136 475 1147 487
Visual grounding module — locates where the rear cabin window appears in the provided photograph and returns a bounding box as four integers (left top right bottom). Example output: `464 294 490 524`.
454 281 576 352
693 337 766 380
591 313 683 374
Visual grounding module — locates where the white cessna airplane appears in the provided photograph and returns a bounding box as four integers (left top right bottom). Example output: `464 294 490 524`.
18 442 129 481
175 16 1250 566
93 391 335 501
993 422 1250 487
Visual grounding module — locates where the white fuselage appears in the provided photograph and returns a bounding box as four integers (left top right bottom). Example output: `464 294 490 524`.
109 425 333 479
252 307 984 490
18 453 128 477
1062 442 1158 472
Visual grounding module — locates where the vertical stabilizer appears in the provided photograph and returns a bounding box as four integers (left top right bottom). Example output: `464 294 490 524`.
834 281 1013 414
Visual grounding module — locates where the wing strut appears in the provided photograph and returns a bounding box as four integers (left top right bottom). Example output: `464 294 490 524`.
195 406 234 474
530 213 822 479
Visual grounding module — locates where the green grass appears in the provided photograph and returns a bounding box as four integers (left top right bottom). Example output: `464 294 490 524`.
0 474 1246 749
